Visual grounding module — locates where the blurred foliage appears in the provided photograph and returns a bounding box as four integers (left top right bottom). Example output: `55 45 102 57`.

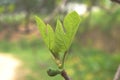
67 46 119 80
0 13 24 24
0 0 120 32
0 13 25 32
0 40 119 80
90 8 120 31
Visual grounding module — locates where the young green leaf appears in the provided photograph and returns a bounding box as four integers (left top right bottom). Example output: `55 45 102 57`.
35 16 54 49
63 11 81 50
46 24 54 50
35 16 60 60
35 11 81 56
35 16 48 46
35 11 81 79
52 11 81 53
53 20 67 53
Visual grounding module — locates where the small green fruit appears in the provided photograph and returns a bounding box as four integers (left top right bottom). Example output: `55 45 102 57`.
47 69 61 77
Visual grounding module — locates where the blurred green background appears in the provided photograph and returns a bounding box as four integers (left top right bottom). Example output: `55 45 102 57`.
0 0 120 80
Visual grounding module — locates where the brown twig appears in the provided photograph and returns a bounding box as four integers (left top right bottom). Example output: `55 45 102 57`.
111 0 120 3
113 65 120 80
61 69 70 80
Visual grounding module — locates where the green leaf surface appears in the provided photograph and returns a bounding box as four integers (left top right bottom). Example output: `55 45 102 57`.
63 11 81 50
35 16 54 49
35 16 48 46
46 24 54 50
35 11 81 54
53 20 66 53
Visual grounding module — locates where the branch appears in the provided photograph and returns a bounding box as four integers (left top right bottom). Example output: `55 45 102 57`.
61 51 68 69
113 65 120 80
111 0 120 4
61 69 71 80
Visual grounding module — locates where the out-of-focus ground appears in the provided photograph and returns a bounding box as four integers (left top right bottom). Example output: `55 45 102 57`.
0 53 21 80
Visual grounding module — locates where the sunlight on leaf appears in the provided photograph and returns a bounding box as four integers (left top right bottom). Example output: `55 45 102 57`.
46 24 54 50
53 19 66 53
35 11 81 54
63 11 81 50
35 16 49 47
